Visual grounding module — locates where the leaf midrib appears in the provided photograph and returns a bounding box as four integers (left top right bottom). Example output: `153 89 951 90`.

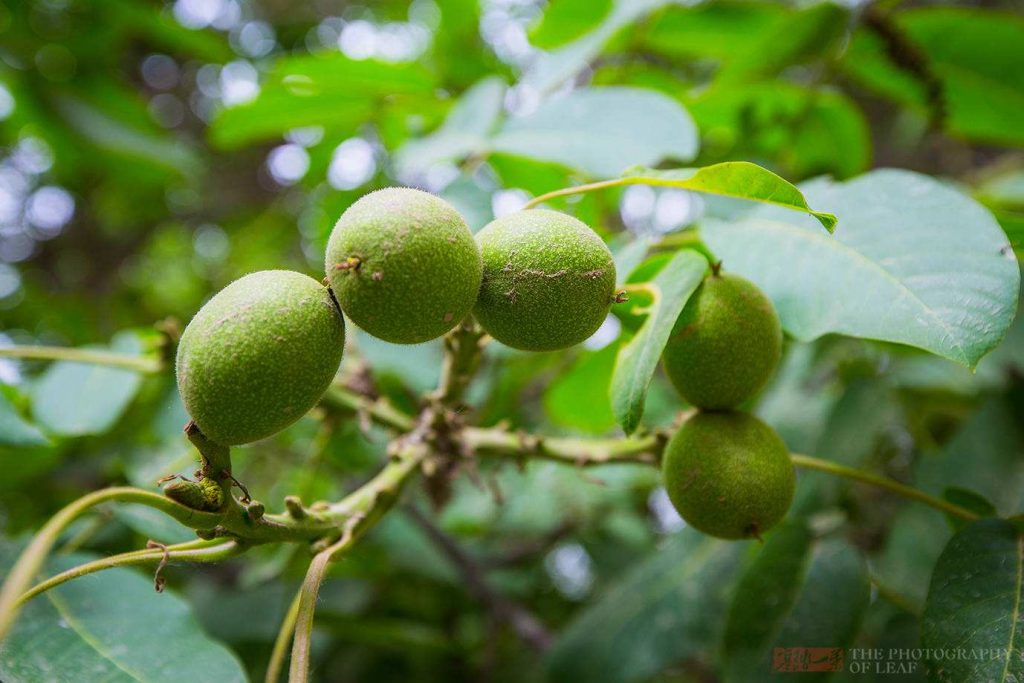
741 219 971 364
46 587 147 681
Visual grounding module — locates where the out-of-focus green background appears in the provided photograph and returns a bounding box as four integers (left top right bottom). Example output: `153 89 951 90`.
1 1 1022 682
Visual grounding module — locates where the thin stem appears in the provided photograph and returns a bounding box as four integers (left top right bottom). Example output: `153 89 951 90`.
321 385 415 432
432 319 487 406
465 427 662 467
0 487 222 642
404 505 552 651
0 345 163 373
790 454 980 522
18 539 241 607
289 441 428 682
265 589 302 683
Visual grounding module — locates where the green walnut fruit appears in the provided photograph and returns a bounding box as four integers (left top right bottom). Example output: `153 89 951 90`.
325 187 482 344
663 272 782 409
662 411 795 540
474 209 616 351
176 270 345 446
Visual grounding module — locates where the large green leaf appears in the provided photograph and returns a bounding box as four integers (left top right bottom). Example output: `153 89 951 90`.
394 77 506 178
922 519 1024 682
626 162 837 231
701 169 1020 368
491 87 698 179
844 8 1024 146
31 332 145 437
547 528 749 683
0 546 246 682
610 250 707 434
209 53 436 148
723 524 870 682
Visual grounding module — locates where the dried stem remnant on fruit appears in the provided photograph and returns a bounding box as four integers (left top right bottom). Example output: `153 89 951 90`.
325 187 482 344
176 270 345 446
474 209 616 351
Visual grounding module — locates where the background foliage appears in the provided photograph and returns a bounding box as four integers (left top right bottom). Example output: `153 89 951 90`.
0 0 1022 681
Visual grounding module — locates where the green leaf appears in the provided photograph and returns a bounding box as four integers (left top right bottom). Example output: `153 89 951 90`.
723 524 870 681
521 0 673 94
644 2 786 62
610 250 707 434
0 546 246 682
394 77 506 178
491 87 698 179
844 8 1024 146
529 0 613 49
209 53 436 149
31 332 145 437
716 3 848 84
628 161 837 231
688 84 871 180
547 529 748 683
0 390 50 447
701 169 1020 368
942 487 997 531
112 504 197 544
922 519 1024 682
544 341 620 433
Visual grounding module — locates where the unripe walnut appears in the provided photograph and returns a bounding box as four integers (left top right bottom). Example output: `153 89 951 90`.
474 209 616 351
175 270 345 446
661 411 795 540
325 187 482 344
662 272 781 409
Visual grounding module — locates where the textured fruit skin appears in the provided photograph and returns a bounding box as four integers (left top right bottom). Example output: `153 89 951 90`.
325 187 482 344
662 411 795 540
474 209 616 351
663 273 782 409
176 270 345 446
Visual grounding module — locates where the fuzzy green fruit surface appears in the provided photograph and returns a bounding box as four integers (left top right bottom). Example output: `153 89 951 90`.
662 411 795 540
474 209 616 351
176 270 345 446
662 273 782 409
325 187 482 344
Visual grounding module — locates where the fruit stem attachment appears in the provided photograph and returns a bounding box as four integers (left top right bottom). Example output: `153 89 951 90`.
433 318 487 406
789 453 981 522
0 344 163 373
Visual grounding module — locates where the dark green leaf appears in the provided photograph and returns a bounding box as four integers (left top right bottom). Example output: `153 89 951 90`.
0 546 246 682
701 169 1020 368
844 8 1024 146
922 519 1024 682
610 249 707 434
942 488 997 531
547 529 748 683
724 524 870 681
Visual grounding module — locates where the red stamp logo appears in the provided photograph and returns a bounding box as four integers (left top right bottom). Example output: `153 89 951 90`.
773 647 845 672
